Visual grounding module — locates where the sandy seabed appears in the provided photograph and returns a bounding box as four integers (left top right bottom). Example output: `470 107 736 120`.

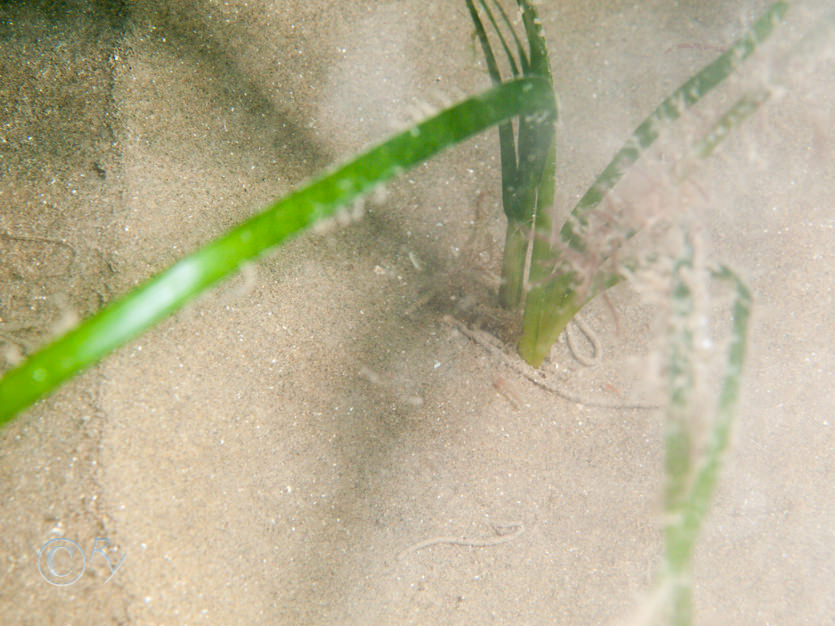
1 1 833 624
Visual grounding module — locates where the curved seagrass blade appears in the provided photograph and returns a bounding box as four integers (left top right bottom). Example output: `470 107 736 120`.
0 76 557 426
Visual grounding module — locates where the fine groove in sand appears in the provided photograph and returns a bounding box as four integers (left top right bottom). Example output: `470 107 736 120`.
446 316 660 410
397 522 525 561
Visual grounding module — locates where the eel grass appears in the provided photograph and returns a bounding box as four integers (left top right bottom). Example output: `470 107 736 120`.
1 2 796 622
